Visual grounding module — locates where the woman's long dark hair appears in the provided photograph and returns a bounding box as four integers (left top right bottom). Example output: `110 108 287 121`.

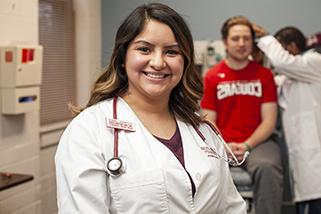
72 3 203 127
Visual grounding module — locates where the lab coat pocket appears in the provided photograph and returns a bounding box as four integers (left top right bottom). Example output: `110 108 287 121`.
109 169 169 214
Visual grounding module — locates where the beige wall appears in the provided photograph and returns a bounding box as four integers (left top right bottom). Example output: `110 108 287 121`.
0 0 41 213
0 0 101 213
74 0 102 107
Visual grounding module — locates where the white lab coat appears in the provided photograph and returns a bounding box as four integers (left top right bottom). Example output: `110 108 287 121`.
258 36 321 202
55 97 246 213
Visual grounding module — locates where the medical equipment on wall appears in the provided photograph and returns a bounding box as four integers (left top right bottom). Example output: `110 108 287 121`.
106 96 249 176
0 45 43 114
194 40 226 76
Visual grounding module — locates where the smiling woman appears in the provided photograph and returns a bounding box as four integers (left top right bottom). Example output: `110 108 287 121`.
70 4 203 128
55 3 246 213
124 19 184 104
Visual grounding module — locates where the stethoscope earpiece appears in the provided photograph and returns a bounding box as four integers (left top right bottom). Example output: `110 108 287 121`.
203 120 250 167
227 151 250 167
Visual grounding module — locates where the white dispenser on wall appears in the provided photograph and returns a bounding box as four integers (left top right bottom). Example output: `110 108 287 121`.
194 40 226 76
0 45 43 114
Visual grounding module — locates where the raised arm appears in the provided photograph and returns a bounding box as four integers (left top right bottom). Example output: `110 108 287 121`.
257 35 321 83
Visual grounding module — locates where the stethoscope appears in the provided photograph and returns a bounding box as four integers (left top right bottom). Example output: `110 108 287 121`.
106 96 249 176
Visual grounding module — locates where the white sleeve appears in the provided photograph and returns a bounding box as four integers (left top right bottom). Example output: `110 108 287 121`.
202 125 247 214
220 170 247 214
216 138 247 214
55 113 110 214
258 35 321 83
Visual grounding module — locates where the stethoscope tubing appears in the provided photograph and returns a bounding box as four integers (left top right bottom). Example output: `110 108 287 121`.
108 96 248 176
113 96 119 158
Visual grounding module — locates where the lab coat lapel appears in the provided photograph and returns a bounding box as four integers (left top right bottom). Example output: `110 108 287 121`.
177 120 212 191
117 98 184 170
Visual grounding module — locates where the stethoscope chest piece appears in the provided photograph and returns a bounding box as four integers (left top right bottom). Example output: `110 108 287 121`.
107 157 124 176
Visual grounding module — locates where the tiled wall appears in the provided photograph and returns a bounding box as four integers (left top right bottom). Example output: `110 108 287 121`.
0 0 38 45
0 0 41 213
0 0 101 213
74 0 102 107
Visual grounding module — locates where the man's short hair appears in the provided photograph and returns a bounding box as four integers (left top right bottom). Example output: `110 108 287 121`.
221 16 256 40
